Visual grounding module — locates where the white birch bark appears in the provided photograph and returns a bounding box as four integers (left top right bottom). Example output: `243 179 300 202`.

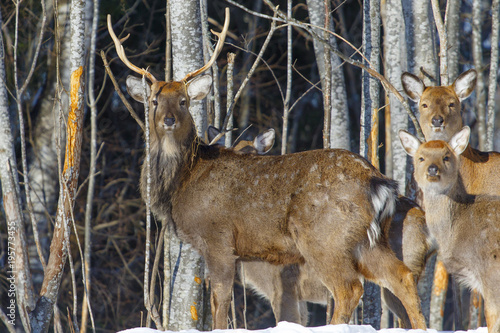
472 0 487 149
307 0 350 150
167 0 206 329
30 0 87 331
383 0 408 194
402 0 437 85
445 0 461 82
486 0 499 151
0 9 35 331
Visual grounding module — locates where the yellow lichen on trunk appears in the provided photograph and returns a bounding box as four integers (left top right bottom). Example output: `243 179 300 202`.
63 66 84 175
190 304 198 321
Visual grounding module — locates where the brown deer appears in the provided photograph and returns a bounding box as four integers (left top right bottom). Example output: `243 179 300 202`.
240 196 431 327
401 69 500 196
399 126 500 333
108 11 427 330
216 129 432 327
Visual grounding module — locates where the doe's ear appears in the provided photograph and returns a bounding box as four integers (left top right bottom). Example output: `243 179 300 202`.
401 72 425 102
187 74 213 100
453 69 477 102
126 75 151 103
253 128 275 154
207 126 225 146
448 126 470 156
398 130 421 157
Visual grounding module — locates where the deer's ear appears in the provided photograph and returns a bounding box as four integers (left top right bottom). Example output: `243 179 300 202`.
401 72 425 102
398 130 421 157
126 75 151 103
207 126 225 146
449 126 470 156
254 129 275 154
453 69 477 101
187 74 213 100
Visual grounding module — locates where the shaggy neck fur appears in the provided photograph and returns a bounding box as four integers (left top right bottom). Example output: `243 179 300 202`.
140 124 198 221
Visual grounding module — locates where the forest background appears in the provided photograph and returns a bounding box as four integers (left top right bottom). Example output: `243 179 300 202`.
0 0 499 332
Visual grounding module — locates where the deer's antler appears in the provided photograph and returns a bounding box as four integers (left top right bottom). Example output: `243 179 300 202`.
181 7 230 83
107 15 158 83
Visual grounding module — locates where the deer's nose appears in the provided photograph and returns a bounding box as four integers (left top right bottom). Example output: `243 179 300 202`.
428 164 439 176
165 117 176 127
431 116 444 127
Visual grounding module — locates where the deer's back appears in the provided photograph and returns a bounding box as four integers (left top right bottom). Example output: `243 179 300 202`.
460 146 500 196
170 147 387 264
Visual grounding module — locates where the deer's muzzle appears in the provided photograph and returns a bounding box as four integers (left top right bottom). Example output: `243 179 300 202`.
164 117 176 127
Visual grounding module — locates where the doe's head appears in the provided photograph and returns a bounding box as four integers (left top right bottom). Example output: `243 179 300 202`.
399 127 470 194
401 69 477 141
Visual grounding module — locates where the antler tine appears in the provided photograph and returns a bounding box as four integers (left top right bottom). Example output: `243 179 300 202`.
181 7 230 83
107 14 157 83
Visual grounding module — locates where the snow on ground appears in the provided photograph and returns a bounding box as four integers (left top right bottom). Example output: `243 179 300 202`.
117 322 488 333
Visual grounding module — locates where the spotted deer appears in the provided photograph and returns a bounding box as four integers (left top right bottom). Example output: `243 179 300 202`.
211 128 432 327
108 10 426 330
240 196 431 327
401 69 500 196
399 127 500 333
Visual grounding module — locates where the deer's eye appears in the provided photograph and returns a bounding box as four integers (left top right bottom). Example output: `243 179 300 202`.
418 157 424 162
449 103 455 108
152 99 158 106
180 99 186 107
443 156 450 162
421 103 428 108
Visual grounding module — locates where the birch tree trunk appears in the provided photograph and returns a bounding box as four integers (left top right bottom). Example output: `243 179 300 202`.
307 0 350 150
167 0 207 329
472 0 486 150
402 0 437 326
445 0 461 82
402 0 437 85
383 0 407 194
26 2 70 289
0 8 35 331
29 0 87 331
486 0 499 151
361 0 381 327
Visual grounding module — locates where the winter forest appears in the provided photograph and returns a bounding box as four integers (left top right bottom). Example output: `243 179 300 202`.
1 0 500 332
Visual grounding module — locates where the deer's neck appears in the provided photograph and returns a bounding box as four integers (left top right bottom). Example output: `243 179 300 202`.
140 128 199 220
422 180 474 251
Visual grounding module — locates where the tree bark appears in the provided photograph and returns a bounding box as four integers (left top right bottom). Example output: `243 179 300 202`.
472 0 486 149
383 0 407 194
167 0 207 329
361 0 381 327
0 8 35 331
307 0 350 150
29 0 87 330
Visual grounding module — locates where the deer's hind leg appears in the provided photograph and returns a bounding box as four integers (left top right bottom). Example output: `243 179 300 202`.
358 244 427 329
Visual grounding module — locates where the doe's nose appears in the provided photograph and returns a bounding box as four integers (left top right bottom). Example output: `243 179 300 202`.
427 164 439 176
431 116 444 127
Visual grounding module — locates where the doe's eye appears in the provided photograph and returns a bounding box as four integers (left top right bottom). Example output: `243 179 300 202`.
418 157 424 162
152 99 158 106
421 103 428 108
449 103 455 108
180 99 186 107
443 156 450 162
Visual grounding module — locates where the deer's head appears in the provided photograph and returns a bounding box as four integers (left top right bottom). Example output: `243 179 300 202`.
107 9 229 150
401 70 477 141
399 127 470 194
